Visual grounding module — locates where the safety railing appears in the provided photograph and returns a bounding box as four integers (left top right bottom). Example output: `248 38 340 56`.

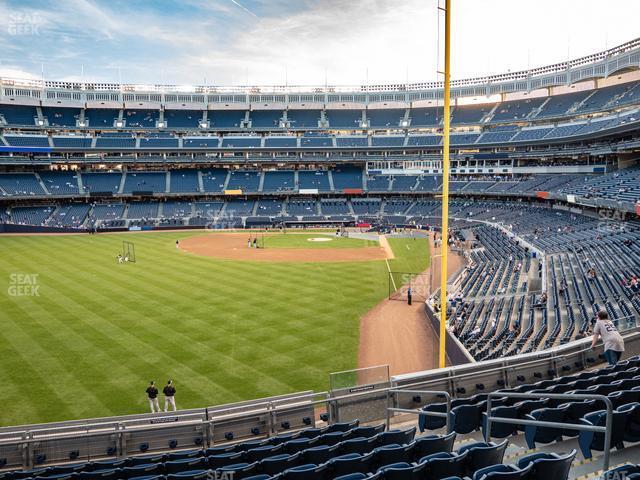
385 389 451 432
2 342 638 470
485 392 614 471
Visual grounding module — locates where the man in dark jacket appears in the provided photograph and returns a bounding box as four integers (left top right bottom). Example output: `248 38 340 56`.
146 381 160 413
163 379 177 412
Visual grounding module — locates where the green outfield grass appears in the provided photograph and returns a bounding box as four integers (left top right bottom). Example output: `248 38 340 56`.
262 233 378 249
0 232 429 426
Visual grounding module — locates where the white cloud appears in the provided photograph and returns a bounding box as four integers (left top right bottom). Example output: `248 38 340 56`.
0 0 639 86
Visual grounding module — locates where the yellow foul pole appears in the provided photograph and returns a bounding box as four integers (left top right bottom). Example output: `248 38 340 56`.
439 0 451 369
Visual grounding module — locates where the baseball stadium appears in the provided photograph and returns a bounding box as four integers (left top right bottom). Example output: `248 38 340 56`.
1 1 640 479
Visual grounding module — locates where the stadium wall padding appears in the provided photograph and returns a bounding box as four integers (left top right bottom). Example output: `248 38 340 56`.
424 304 474 366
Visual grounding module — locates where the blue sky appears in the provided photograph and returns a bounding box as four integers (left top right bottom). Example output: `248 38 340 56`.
0 0 638 86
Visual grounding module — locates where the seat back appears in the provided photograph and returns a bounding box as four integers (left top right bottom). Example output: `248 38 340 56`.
422 450 469 480
524 407 567 448
299 444 339 465
412 432 456 461
482 406 519 438
450 404 481 434
380 461 426 480
461 440 509 474
559 400 596 437
371 444 412 471
528 450 576 480
165 457 207 474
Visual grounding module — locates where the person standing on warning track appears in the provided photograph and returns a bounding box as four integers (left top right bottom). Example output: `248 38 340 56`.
163 380 177 412
407 287 413 306
253 238 257 249
146 381 160 413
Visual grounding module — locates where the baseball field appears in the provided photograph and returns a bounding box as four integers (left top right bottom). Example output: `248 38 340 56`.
0 230 430 426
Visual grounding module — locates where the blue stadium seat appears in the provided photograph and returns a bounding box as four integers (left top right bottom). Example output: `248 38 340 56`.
411 432 456 461
284 437 317 454
513 399 548 432
338 437 377 455
166 450 202 461
165 457 207 474
298 428 324 439
558 400 596 437
524 407 567 448
216 462 257 478
457 440 508 475
166 470 210 479
317 431 350 446
370 444 413 471
327 420 359 433
259 453 299 476
127 455 165 467
207 452 245 469
298 444 339 465
516 449 576 480
578 407 630 458
87 460 126 471
481 406 519 438
78 469 121 480
419 450 469 480
279 463 327 480
378 461 426 480
334 473 381 480
450 403 484 434
246 445 283 462
473 462 534 480
122 464 163 479
326 453 369 477
204 445 235 456
620 402 640 442
375 427 416 446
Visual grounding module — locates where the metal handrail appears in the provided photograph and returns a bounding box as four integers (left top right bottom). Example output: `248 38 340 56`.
485 392 614 471
395 343 598 392
386 389 451 433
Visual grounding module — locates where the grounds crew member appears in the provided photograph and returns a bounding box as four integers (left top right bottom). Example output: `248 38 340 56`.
163 379 177 412
146 381 160 413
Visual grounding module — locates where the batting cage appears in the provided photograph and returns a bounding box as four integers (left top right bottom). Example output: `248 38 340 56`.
388 271 430 301
122 241 136 263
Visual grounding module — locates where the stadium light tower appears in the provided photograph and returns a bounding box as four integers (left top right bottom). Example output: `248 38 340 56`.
439 0 452 369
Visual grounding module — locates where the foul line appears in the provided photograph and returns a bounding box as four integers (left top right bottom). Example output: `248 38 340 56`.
385 258 398 291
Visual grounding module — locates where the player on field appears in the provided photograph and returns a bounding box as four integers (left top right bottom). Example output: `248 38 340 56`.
146 381 160 413
163 379 177 412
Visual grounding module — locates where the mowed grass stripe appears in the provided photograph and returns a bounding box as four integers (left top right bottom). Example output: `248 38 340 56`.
2 234 358 410
12 246 292 406
0 232 427 425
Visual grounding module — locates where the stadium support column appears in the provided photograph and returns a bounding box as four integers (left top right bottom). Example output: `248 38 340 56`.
439 0 452 370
